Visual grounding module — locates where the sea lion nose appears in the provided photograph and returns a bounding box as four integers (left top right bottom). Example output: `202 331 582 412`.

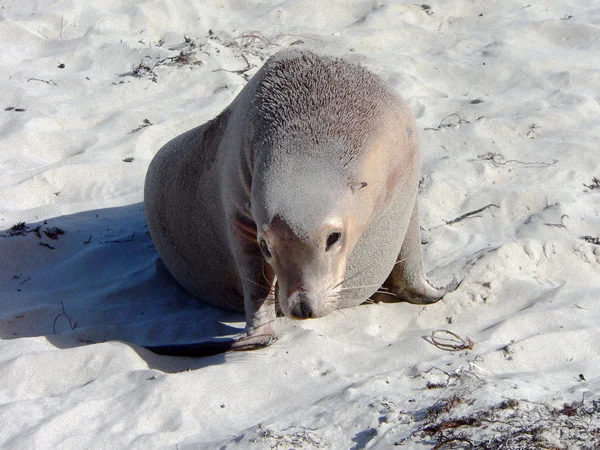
291 300 314 319
289 293 314 319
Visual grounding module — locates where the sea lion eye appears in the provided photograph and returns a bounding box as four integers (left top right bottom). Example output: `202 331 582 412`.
259 239 272 258
326 232 342 251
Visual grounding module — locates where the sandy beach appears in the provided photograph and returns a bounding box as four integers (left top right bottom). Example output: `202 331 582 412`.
1 0 599 448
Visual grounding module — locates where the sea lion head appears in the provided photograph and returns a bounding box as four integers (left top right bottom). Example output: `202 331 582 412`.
247 51 413 319
258 214 348 319
251 145 374 320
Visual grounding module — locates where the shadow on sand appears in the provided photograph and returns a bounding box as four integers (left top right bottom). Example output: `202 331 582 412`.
0 203 247 371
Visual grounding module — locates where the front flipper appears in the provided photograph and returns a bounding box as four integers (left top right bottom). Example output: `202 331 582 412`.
202 268 277 353
379 201 450 304
229 326 275 352
232 261 278 349
144 328 275 357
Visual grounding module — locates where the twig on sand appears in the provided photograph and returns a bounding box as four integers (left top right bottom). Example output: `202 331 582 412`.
44 227 64 240
431 434 473 449
421 4 434 16
27 78 57 86
424 113 470 131
129 118 152 134
120 59 158 82
232 31 275 48
544 214 568 228
253 424 324 448
582 235 600 245
429 330 474 351
445 204 499 225
120 36 201 83
583 176 600 190
472 152 557 168
4 222 28 237
101 231 135 244
53 301 77 335
212 52 254 77
414 395 600 448
230 31 321 49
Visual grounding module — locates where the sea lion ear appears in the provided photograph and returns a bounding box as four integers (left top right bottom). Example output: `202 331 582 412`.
351 182 368 194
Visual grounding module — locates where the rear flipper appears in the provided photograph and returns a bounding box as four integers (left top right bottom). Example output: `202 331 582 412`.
379 202 454 304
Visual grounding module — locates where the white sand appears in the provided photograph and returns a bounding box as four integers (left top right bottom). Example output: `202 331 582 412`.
1 0 600 448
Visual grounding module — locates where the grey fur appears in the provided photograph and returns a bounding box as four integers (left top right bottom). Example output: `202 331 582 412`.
144 49 447 351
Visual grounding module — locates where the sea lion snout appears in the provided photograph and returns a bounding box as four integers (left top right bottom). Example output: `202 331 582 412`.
287 291 316 319
256 216 350 320
272 261 344 320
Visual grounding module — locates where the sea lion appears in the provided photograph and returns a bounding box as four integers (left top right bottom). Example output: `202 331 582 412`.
144 49 447 355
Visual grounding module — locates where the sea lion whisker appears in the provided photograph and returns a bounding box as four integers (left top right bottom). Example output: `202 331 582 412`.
339 284 382 291
251 305 277 316
394 256 410 266
327 291 361 305
374 290 398 297
240 276 271 290
330 268 367 291
250 316 277 326
261 263 276 289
